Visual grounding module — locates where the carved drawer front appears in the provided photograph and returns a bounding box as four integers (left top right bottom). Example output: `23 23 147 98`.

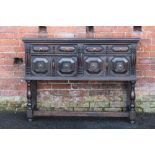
31 45 50 52
84 45 105 53
84 56 106 76
31 56 51 76
108 56 130 76
56 44 78 54
111 45 129 53
55 56 77 76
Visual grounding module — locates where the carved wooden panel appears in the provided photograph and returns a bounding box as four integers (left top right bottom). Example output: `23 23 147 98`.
55 57 77 76
31 56 50 76
108 56 130 76
84 56 106 75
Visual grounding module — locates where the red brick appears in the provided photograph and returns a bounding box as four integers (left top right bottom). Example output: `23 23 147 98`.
13 71 24 78
52 84 71 89
54 33 75 38
136 64 151 70
150 65 155 70
86 33 95 38
0 66 14 71
125 32 148 39
136 70 143 77
47 26 85 33
0 90 19 96
46 34 55 38
137 58 155 64
94 26 115 32
16 52 25 58
0 47 16 52
0 33 15 39
147 32 155 38
139 39 152 51
15 33 39 39
95 33 114 38
151 45 155 51
0 70 13 77
137 52 150 57
0 39 19 46
0 59 13 65
0 27 19 33
15 83 26 90
112 32 126 38
38 83 51 90
150 52 155 57
18 27 38 33
137 77 152 84
143 71 155 77
0 53 16 59
114 26 132 32
143 26 155 31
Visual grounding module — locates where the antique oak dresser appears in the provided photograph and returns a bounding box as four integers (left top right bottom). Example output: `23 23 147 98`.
23 38 140 123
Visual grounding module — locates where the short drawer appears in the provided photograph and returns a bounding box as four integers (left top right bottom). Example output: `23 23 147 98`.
54 56 77 76
56 44 78 53
84 56 106 76
107 56 131 76
111 45 129 53
84 45 105 53
31 56 51 76
32 45 50 52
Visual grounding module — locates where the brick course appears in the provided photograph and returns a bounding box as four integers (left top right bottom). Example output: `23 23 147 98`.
0 26 155 113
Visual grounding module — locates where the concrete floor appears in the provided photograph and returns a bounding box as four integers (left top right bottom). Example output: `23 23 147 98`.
0 112 154 129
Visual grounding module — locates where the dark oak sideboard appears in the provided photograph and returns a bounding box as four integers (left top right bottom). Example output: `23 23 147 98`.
23 38 140 123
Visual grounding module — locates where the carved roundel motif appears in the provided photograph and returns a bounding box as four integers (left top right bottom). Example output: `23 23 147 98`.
111 57 129 73
85 57 102 74
58 58 76 74
32 58 48 74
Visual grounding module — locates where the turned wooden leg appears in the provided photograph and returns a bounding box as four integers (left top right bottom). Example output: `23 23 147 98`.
27 80 33 121
129 81 136 124
31 81 37 110
125 82 130 111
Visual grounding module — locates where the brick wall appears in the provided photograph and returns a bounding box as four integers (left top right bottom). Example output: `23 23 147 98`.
0 26 155 113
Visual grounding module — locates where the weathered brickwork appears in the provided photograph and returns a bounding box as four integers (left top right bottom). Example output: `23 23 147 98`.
0 26 155 113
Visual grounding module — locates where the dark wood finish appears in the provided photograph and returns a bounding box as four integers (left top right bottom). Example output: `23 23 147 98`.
26 80 33 122
23 38 140 123
129 81 136 124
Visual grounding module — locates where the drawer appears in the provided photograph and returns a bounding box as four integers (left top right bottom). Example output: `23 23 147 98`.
31 56 51 76
84 56 106 76
54 56 77 76
108 56 130 76
31 45 50 52
84 45 105 53
111 45 129 53
56 44 78 54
